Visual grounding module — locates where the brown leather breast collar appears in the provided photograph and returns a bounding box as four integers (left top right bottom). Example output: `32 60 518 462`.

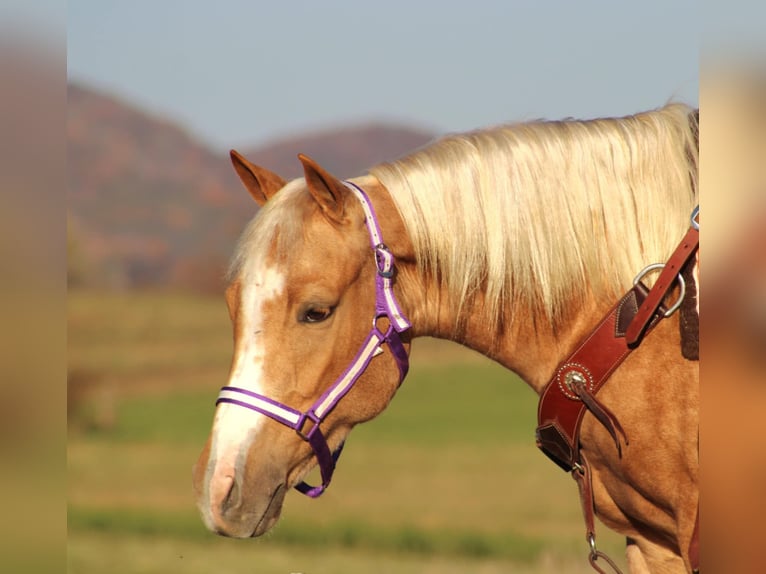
536 214 699 573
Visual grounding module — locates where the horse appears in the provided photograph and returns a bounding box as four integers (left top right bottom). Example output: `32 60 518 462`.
193 103 699 573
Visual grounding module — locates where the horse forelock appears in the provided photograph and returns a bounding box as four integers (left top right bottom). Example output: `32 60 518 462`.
370 103 699 331
227 178 313 284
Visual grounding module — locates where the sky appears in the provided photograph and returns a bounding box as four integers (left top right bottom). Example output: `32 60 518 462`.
68 1 700 151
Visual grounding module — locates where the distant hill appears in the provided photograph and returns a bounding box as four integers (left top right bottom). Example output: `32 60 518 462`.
67 82 435 291
242 123 436 180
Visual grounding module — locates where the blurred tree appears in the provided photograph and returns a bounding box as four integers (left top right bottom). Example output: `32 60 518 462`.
67 215 89 288
170 252 227 295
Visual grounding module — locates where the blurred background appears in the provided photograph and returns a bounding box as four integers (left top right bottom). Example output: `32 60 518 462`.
66 1 699 295
63 2 706 573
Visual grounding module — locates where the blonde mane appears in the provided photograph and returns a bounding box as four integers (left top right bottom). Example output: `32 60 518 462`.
370 104 698 329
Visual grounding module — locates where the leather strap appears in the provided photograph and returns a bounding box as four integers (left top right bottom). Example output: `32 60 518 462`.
537 215 699 573
535 286 661 574
536 284 657 471
537 219 699 471
573 379 628 457
625 226 699 346
573 458 625 574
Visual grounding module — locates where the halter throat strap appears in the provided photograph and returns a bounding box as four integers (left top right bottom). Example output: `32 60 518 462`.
216 181 411 498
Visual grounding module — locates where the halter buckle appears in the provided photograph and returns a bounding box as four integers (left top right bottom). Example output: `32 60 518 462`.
295 410 321 441
374 244 395 278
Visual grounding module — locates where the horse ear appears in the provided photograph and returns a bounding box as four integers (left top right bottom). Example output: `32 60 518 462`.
298 153 349 224
230 149 286 206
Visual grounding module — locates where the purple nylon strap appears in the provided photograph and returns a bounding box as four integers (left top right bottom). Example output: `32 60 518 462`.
216 181 411 498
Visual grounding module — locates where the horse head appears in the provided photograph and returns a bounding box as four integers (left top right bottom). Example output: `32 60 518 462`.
193 151 412 538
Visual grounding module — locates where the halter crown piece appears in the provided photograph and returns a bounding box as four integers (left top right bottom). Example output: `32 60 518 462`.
215 181 411 498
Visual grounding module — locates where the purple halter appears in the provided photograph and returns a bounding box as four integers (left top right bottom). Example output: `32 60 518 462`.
216 181 411 498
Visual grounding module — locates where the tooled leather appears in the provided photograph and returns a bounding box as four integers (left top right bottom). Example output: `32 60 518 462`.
537 287 641 469
615 288 641 338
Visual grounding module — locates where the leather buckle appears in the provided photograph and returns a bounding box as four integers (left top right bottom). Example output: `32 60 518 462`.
633 263 686 317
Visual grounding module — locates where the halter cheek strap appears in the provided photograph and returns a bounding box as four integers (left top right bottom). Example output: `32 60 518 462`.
215 181 411 498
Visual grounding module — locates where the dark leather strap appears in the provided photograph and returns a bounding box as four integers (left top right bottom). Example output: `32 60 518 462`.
573 379 628 457
679 256 700 360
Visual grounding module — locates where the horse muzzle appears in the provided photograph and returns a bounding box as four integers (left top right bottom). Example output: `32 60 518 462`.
193 441 287 538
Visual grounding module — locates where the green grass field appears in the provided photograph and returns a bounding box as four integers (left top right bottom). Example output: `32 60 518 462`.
68 290 627 573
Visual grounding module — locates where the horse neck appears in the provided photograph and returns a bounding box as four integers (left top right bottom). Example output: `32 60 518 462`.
355 175 607 395
409 284 607 395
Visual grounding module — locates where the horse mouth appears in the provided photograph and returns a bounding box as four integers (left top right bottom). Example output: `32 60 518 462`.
250 482 287 537
206 480 287 539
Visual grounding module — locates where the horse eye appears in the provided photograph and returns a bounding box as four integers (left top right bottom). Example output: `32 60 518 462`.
302 306 334 324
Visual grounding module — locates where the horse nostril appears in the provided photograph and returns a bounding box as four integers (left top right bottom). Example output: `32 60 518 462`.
220 474 240 514
209 473 240 522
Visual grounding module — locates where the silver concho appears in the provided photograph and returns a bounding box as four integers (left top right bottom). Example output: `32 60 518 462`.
556 363 595 400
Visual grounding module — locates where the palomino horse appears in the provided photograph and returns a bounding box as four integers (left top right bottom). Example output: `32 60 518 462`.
193 104 699 573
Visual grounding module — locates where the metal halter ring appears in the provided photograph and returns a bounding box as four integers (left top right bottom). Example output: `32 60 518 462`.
690 205 699 231
587 533 598 555
633 263 686 317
